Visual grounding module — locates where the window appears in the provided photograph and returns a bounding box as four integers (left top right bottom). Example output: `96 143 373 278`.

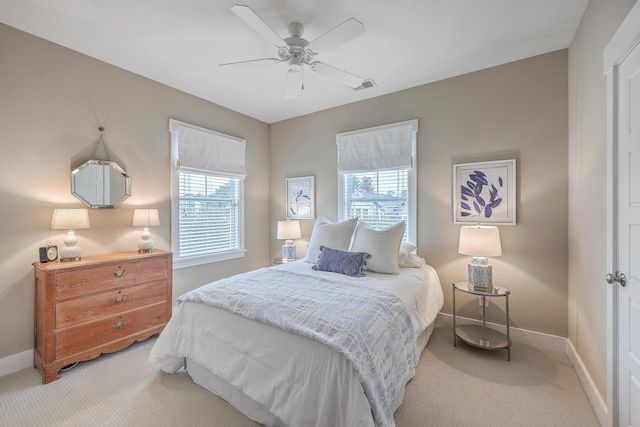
169 119 246 268
337 120 418 243
341 169 410 240
178 172 240 258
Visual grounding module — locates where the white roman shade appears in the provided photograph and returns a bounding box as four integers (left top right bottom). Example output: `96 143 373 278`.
336 119 418 174
170 119 247 178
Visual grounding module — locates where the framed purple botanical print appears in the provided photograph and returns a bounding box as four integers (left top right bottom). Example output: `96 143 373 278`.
453 159 516 225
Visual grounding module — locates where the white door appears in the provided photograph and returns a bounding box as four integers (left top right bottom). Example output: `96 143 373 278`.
616 40 640 426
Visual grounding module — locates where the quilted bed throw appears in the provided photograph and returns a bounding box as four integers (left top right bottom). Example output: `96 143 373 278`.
179 267 418 427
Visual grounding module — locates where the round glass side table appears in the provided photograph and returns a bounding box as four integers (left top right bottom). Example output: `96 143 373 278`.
452 281 511 360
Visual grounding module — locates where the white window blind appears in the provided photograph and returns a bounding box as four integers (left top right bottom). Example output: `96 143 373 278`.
337 120 418 243
337 120 416 173
169 119 245 267
178 173 239 258
173 120 247 178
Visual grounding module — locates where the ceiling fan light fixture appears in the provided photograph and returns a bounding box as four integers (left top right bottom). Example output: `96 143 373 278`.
285 68 303 99
289 55 303 71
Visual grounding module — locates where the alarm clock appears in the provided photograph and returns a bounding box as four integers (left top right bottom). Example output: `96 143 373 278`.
39 241 58 263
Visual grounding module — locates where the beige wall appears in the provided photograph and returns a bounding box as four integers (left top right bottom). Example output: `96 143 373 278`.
270 51 569 336
0 23 271 359
568 0 637 404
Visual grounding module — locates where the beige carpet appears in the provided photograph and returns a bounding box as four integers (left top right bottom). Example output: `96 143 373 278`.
0 326 599 426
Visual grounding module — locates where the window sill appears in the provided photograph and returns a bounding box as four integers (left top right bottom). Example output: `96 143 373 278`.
173 249 246 269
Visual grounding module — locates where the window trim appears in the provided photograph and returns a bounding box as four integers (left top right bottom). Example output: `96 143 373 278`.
169 120 245 269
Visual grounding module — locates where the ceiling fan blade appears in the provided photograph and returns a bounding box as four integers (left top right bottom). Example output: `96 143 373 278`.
230 4 285 47
219 58 282 67
310 61 364 89
309 18 365 52
284 69 303 99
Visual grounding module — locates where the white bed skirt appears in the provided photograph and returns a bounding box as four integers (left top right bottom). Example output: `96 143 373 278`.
186 323 435 427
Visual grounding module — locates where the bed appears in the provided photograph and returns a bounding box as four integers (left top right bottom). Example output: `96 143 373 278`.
149 219 444 427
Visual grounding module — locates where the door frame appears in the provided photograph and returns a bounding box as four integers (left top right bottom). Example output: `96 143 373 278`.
604 3 640 426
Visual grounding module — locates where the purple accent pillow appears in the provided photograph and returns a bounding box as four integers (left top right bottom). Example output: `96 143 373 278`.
312 246 371 277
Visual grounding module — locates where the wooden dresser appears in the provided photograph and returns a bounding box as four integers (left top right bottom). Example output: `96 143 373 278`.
33 250 172 383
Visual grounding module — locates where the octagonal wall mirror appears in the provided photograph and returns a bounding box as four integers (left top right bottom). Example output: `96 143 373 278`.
71 159 131 208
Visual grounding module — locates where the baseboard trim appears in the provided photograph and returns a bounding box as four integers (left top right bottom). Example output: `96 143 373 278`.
436 313 606 425
0 348 33 378
565 339 607 426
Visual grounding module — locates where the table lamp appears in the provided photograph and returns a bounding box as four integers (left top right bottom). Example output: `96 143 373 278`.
458 225 502 291
132 209 160 252
50 208 90 262
277 220 301 261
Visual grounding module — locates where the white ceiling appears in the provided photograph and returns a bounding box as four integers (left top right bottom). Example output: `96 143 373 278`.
0 0 588 124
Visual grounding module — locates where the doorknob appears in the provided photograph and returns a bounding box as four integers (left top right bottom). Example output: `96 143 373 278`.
606 271 627 287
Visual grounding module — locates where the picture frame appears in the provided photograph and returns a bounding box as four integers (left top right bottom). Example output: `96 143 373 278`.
453 159 516 225
286 176 315 219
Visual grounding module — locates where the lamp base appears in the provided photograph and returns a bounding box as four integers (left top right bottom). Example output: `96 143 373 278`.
282 241 296 261
137 227 155 252
59 231 82 262
137 241 154 253
467 256 493 290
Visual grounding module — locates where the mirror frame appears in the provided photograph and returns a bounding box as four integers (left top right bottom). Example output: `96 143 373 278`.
71 159 131 208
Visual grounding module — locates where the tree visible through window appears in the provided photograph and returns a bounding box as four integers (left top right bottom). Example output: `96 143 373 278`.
342 169 409 240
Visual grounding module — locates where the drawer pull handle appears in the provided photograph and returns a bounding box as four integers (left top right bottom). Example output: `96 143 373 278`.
114 269 126 278
113 320 126 329
113 295 126 303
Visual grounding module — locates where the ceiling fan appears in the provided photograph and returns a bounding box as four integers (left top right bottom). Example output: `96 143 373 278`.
221 4 368 99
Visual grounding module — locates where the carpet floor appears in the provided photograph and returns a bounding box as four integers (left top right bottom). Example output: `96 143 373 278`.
0 326 599 426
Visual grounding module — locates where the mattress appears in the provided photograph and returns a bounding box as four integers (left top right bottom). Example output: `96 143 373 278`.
149 260 443 426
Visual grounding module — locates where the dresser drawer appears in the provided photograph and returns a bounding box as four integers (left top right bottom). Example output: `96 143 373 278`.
56 279 167 329
56 258 168 301
55 303 166 359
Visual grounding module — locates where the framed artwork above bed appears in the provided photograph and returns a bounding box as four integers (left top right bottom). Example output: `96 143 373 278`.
453 159 516 225
286 176 315 219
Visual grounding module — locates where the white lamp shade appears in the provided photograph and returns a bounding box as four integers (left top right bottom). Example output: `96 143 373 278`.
50 209 90 230
132 209 160 227
277 220 301 240
458 226 502 257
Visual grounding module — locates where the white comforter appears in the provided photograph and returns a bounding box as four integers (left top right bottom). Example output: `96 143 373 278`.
149 261 443 427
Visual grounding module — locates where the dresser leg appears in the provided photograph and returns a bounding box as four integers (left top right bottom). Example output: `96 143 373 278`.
41 365 61 384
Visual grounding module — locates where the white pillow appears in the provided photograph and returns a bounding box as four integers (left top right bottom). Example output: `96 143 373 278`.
305 217 358 263
400 254 426 268
350 221 406 274
398 241 417 264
